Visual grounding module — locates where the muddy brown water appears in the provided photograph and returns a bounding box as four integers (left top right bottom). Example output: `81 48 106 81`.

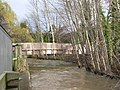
28 58 119 90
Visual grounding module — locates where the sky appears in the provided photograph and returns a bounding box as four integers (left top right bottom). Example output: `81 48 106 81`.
6 0 29 21
5 0 108 22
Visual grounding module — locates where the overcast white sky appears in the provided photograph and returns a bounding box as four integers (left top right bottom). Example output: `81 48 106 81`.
5 0 108 22
6 0 29 21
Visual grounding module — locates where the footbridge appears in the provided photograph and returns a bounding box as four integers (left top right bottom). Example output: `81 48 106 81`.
18 43 85 56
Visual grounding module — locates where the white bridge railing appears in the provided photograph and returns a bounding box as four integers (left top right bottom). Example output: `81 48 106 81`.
18 43 86 56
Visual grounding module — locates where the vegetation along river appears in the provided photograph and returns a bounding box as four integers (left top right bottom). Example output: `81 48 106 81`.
28 58 119 90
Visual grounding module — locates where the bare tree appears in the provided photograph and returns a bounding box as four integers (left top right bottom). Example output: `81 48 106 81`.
42 0 56 43
60 0 113 74
28 0 43 42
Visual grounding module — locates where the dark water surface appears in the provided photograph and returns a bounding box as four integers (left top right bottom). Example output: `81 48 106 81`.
28 59 119 90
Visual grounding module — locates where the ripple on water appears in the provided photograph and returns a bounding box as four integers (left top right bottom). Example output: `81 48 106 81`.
29 59 119 90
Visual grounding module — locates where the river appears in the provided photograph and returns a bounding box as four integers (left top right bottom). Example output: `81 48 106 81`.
28 58 119 90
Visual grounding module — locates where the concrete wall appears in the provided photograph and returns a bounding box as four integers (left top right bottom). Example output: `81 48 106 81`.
0 25 12 75
0 72 19 90
0 73 6 90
